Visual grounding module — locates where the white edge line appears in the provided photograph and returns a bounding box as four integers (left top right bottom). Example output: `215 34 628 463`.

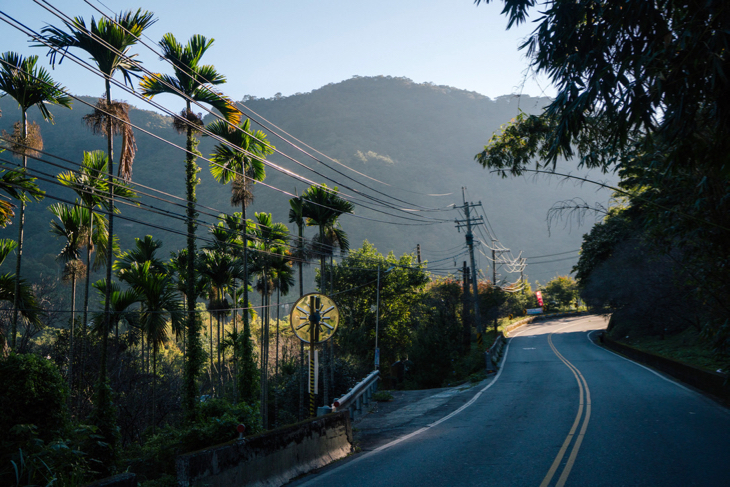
296 339 515 486
587 329 730 416
586 329 693 393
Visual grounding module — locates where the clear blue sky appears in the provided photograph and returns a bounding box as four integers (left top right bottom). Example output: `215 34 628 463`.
2 0 553 108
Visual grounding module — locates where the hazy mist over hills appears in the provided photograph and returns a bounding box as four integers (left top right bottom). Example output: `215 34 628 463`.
0 76 617 288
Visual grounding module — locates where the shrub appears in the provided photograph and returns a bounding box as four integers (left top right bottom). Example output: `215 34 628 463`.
0 353 69 442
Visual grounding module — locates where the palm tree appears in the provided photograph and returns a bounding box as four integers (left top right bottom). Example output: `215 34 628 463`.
301 184 354 292
270 251 294 427
206 120 273 402
288 195 307 419
42 12 155 454
288 195 306 298
198 248 242 397
140 33 239 419
301 184 353 406
0 239 43 350
58 151 135 331
0 51 72 349
0 167 44 229
250 212 290 427
49 203 87 393
114 235 168 277
121 261 183 432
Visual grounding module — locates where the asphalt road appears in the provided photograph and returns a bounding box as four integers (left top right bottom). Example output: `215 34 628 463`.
290 315 730 486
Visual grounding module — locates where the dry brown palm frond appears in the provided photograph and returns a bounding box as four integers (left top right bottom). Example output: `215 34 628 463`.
0 198 15 228
83 98 137 181
62 259 86 282
3 121 43 158
118 120 137 181
231 174 255 207
172 108 203 135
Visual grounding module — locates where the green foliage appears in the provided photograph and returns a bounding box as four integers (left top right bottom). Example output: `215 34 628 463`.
0 353 69 442
476 0 730 172
126 398 260 484
2 424 99 487
328 241 429 370
87 378 120 476
572 207 634 286
407 279 464 389
237 314 260 404
541 276 578 310
371 391 393 402
476 0 730 360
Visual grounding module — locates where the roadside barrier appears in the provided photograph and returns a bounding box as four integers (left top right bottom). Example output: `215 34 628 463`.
329 369 380 420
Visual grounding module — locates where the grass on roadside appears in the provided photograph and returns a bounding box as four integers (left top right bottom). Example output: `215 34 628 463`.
619 327 726 373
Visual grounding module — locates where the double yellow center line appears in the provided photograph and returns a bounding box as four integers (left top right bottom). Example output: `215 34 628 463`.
539 330 592 487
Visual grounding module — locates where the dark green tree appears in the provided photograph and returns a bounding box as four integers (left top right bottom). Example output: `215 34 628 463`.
327 241 429 371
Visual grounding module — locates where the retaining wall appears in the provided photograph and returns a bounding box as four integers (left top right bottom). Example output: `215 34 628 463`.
601 334 729 404
176 411 352 487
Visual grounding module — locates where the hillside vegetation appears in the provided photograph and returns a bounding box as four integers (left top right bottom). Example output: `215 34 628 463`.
1 76 611 286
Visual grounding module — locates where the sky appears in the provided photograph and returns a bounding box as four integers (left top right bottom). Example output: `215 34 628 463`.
2 0 591 283
1 0 554 107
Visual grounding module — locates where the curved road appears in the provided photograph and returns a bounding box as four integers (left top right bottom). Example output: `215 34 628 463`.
291 315 730 486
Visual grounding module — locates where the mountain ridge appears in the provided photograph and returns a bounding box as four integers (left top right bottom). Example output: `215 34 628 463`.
0 75 613 288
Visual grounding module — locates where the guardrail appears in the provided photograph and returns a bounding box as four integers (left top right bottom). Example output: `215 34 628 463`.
325 370 380 420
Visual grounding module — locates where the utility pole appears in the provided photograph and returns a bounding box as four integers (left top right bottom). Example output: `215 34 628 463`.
462 262 472 352
455 188 484 347
490 239 510 333
520 258 526 294
416 244 422 264
375 265 381 371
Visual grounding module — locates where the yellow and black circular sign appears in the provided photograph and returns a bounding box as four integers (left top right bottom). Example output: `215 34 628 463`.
289 293 339 344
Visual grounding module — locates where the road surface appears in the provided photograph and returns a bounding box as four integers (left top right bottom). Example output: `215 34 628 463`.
291 315 730 486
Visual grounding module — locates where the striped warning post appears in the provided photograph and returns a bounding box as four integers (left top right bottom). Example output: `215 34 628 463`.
309 345 315 417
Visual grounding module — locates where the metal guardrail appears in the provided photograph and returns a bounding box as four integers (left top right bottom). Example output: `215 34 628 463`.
326 370 380 420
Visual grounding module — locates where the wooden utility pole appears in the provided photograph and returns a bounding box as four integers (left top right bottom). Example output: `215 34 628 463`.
462 262 472 352
455 188 484 346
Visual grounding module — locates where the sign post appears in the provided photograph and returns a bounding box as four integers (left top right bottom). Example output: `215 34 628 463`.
290 293 339 417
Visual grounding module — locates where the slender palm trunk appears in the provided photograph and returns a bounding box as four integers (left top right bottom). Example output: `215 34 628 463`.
209 313 214 396
232 281 238 401
297 220 304 420
319 226 328 406
11 110 28 349
275 287 280 427
240 201 249 399
183 99 202 419
216 291 222 397
259 289 265 422
100 79 114 381
330 255 334 395
83 212 93 331
68 273 77 396
152 343 157 434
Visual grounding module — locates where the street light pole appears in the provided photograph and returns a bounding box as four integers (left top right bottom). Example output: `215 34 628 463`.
375 265 381 371
374 265 394 371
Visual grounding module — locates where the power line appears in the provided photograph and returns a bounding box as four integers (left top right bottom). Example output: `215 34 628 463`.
30 2 458 220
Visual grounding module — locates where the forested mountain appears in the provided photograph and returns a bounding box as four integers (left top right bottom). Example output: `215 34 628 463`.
0 75 614 287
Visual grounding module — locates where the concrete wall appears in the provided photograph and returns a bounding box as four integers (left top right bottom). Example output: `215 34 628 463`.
601 334 729 403
176 411 352 487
